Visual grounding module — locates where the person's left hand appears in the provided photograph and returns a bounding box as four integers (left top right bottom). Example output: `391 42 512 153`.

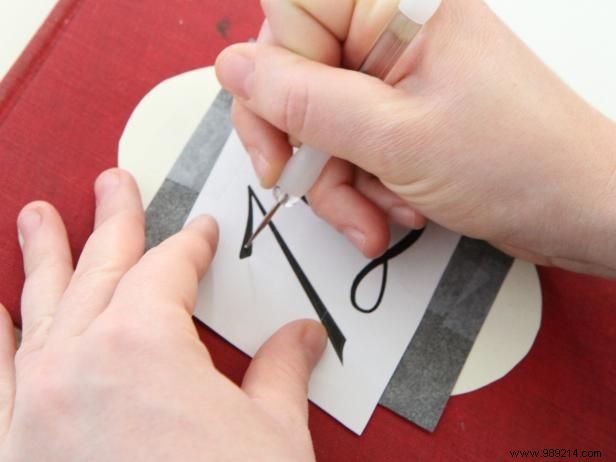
0 168 326 461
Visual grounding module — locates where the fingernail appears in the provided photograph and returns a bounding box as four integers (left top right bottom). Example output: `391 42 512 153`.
217 50 255 100
17 209 41 246
302 321 327 358
187 215 220 244
288 135 301 148
188 214 216 230
95 170 121 203
390 206 417 228
248 148 271 185
343 227 366 252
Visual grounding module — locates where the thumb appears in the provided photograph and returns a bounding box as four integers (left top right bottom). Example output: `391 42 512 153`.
242 320 327 426
215 43 412 179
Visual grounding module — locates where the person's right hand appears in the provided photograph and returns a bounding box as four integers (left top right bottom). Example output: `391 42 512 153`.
217 0 616 277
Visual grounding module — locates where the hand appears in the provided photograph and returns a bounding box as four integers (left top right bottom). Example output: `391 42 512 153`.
216 0 616 277
230 0 428 259
0 169 326 461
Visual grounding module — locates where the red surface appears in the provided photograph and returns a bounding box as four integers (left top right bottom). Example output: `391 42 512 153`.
0 1 614 460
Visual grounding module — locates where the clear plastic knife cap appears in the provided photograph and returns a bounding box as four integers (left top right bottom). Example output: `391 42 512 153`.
398 0 442 25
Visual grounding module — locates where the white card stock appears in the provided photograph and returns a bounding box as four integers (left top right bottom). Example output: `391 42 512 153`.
186 131 460 434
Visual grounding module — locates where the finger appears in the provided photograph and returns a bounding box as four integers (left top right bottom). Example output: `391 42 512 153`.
232 101 292 188
0 304 16 438
107 215 218 319
354 170 427 229
242 320 327 426
18 202 73 347
49 169 145 338
261 0 397 69
256 21 301 173
242 14 336 188
215 44 416 181
261 0 351 66
308 159 390 258
343 0 400 69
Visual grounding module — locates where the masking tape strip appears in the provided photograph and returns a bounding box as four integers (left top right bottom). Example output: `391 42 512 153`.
380 238 513 431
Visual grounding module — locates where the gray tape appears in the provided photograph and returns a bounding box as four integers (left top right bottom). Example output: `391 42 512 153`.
145 179 199 249
379 238 514 431
145 89 233 249
167 91 234 191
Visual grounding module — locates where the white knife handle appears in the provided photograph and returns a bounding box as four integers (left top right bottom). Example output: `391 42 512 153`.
276 144 331 200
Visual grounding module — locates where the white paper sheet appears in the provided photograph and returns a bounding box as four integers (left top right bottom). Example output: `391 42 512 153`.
187 131 460 434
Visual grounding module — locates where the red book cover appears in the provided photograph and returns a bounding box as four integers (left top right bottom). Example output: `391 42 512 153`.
0 1 614 460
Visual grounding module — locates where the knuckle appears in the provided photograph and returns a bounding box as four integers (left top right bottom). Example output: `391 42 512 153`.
26 253 70 279
94 321 154 354
265 354 308 386
90 316 178 366
101 209 145 234
76 263 126 287
20 358 73 416
16 315 53 349
280 79 311 138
